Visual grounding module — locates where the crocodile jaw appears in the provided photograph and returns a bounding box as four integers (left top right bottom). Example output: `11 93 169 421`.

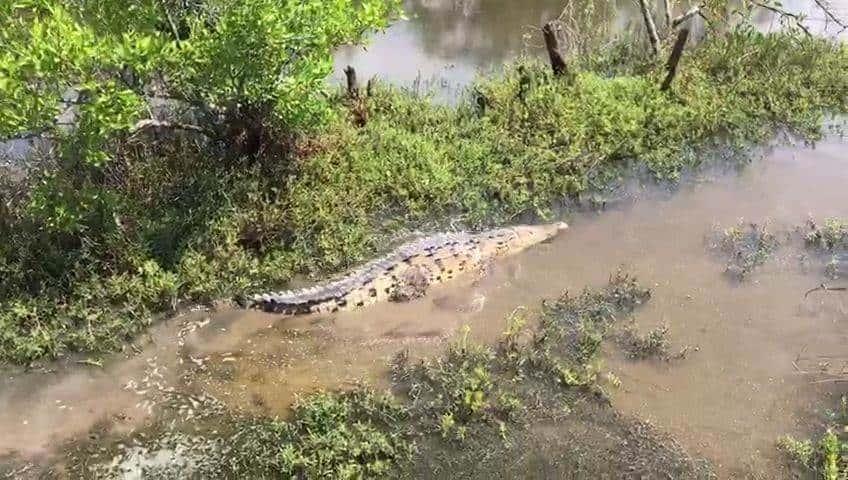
506 222 569 252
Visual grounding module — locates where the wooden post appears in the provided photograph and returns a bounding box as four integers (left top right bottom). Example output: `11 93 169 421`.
366 77 376 97
660 28 689 91
343 65 358 98
475 91 487 117
517 65 531 102
638 0 660 57
542 22 568 76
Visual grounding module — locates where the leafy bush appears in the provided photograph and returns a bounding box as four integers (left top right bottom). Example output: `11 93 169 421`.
226 390 414 479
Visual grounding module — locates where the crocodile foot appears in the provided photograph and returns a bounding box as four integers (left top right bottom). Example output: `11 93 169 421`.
390 265 431 302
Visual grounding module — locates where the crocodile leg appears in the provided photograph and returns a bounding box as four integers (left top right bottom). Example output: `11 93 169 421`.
390 264 432 302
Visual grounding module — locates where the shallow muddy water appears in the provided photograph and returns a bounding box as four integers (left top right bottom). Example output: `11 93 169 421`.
2 139 846 478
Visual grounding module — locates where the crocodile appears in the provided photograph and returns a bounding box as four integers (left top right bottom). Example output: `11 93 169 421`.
250 222 568 314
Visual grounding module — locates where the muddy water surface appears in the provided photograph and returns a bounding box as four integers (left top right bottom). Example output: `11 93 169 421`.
1 139 846 478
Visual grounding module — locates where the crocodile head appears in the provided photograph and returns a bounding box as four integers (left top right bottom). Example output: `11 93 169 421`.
504 221 568 252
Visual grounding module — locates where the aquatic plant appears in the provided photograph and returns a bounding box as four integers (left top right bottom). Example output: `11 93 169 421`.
618 324 672 360
223 389 414 479
708 220 780 280
803 218 848 279
805 218 848 252
779 395 848 480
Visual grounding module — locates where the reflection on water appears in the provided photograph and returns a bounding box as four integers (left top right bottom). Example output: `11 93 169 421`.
333 0 641 97
333 0 848 99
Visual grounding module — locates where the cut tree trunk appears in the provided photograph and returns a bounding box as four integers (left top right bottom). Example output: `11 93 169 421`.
542 21 568 76
660 28 690 91
344 65 359 98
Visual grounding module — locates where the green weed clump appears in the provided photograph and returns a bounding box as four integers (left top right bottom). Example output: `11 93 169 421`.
389 271 651 446
391 326 523 442
804 218 848 279
501 271 654 393
709 220 780 280
618 324 672 360
1 29 846 363
805 218 848 252
779 396 847 480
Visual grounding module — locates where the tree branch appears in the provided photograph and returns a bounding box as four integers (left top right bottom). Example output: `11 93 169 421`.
672 6 701 28
661 28 690 91
662 0 673 29
750 0 812 36
812 0 848 31
637 0 661 56
158 0 182 46
130 119 214 137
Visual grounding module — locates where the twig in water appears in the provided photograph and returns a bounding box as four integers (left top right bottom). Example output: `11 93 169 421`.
804 283 848 299
76 358 103 368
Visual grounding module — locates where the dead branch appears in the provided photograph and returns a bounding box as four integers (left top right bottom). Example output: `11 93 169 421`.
131 119 213 137
637 0 661 56
158 0 182 46
812 0 848 31
804 283 848 298
343 65 359 98
662 0 673 29
366 76 377 97
672 6 701 28
542 21 568 76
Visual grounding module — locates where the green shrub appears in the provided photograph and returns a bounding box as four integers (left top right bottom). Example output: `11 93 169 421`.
224 389 413 479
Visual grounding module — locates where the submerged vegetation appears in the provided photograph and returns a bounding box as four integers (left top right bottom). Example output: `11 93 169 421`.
1 0 848 363
707 217 848 281
708 220 780 279
779 395 847 480
805 218 848 278
72 273 711 479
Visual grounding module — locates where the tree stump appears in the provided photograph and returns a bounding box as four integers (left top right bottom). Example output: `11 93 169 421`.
343 65 359 98
542 22 568 76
